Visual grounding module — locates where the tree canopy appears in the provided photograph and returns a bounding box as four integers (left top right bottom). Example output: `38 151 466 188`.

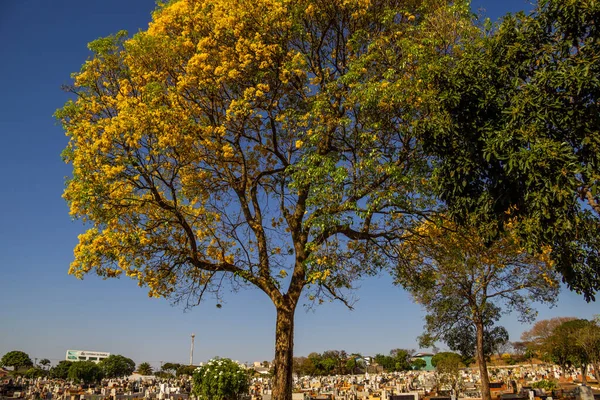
99 354 135 378
431 352 464 395
395 219 558 400
68 361 104 384
137 362 154 375
419 0 600 300
544 318 600 384
50 361 74 380
56 0 462 398
0 351 33 371
520 316 576 360
373 349 414 372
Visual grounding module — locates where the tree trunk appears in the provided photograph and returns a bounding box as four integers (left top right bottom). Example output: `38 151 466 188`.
581 364 587 384
593 362 600 384
475 320 491 400
272 302 296 400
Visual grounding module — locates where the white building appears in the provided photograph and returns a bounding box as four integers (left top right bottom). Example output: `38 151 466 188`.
66 350 110 363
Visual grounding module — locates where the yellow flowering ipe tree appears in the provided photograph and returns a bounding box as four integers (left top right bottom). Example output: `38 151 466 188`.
56 0 469 398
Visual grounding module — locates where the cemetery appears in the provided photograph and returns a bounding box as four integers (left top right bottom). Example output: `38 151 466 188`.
5 363 597 400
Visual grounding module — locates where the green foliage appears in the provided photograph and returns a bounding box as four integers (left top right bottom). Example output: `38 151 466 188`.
344 354 365 375
373 349 413 372
137 362 153 376
419 0 600 300
99 354 135 378
439 318 509 366
50 361 73 379
161 362 181 374
431 352 463 369
68 361 104 384
531 380 558 391
24 367 48 379
293 351 359 376
39 359 51 369
431 352 464 394
545 319 596 378
410 358 426 371
154 371 174 379
0 351 33 371
192 358 249 400
177 365 197 376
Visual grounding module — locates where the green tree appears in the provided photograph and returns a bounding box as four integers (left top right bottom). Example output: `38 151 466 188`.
177 365 197 376
292 356 313 377
39 359 51 370
418 0 600 300
0 351 33 371
50 361 73 380
410 358 426 371
373 349 412 372
395 220 558 400
68 361 104 384
192 358 249 400
99 354 135 378
521 317 576 361
321 350 348 375
576 318 600 383
137 362 153 375
546 319 593 383
24 367 48 379
431 352 464 395
443 319 509 366
161 362 181 376
345 354 365 375
55 0 460 399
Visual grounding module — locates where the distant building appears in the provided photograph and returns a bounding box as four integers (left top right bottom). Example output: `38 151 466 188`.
65 350 110 363
411 352 435 371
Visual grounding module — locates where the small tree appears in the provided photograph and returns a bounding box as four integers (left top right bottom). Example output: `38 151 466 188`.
50 361 73 379
411 359 426 371
431 352 464 396
39 359 51 370
161 362 181 376
137 362 153 376
395 220 559 400
345 354 365 375
68 361 104 384
373 349 412 372
24 367 48 379
521 317 577 360
442 319 509 366
192 358 249 400
177 365 197 376
0 351 33 371
545 319 597 384
99 354 135 378
576 319 600 383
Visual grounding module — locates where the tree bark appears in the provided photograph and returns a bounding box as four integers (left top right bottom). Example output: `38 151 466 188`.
593 362 600 384
272 302 296 400
475 319 491 400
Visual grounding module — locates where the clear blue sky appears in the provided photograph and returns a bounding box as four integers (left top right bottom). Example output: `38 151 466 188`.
0 0 596 370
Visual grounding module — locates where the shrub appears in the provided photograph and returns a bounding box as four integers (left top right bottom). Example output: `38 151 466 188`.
531 380 558 391
192 358 249 400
